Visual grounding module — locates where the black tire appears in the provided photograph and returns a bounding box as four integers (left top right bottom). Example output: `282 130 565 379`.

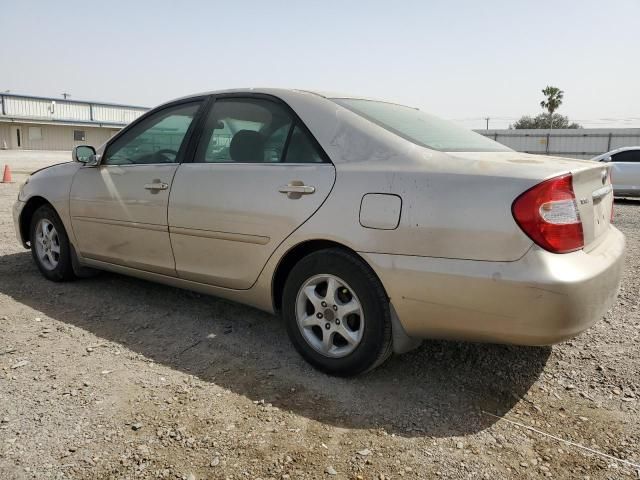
29 205 76 282
282 248 393 376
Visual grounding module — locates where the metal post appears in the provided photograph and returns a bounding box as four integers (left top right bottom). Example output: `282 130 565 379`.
89 104 94 121
0 95 5 115
607 132 612 152
545 133 551 154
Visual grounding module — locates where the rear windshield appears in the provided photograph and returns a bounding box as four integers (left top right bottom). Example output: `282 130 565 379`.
333 98 511 153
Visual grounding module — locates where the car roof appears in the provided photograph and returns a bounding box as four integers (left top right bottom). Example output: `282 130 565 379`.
164 88 414 109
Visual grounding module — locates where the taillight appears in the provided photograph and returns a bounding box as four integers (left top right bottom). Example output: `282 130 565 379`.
512 173 584 253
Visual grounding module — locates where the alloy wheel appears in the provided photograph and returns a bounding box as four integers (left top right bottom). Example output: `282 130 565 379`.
295 274 365 358
34 219 60 271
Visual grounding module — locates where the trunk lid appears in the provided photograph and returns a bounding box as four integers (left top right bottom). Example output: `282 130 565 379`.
572 164 613 251
445 151 613 252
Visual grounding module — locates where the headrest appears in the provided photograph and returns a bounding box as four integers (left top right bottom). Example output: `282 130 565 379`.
229 130 264 163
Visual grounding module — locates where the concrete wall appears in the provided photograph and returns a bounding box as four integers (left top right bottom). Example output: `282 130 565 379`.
476 128 640 159
0 123 120 151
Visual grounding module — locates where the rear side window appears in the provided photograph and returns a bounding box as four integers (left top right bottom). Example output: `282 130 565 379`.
333 98 511 153
283 126 323 163
195 98 326 164
612 150 640 163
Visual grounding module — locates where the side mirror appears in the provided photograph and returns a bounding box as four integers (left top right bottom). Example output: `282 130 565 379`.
72 145 97 165
600 156 612 163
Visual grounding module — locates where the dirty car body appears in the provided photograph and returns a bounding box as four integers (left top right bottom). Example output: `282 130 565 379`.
14 89 625 375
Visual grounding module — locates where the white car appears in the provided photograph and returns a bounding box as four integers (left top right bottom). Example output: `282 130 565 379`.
592 147 640 197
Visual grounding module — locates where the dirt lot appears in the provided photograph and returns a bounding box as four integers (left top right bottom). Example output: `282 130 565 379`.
1 152 639 479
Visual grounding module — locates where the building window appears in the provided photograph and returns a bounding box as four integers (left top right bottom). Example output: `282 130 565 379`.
28 127 42 141
74 130 86 142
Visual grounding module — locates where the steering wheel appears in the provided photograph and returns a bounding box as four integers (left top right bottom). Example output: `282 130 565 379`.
155 149 179 162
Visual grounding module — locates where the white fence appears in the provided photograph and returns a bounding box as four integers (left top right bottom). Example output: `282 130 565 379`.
475 128 640 159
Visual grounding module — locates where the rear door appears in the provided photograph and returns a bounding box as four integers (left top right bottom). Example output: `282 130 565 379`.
168 96 335 289
610 150 640 195
70 100 203 275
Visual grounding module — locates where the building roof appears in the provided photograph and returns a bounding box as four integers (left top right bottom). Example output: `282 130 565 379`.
0 93 149 127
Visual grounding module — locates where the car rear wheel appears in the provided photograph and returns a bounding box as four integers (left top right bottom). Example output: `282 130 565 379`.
30 205 75 282
282 248 392 376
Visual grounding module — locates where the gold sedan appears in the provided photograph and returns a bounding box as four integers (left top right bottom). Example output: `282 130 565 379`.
14 89 625 375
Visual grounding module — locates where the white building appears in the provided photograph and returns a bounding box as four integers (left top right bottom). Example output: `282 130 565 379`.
0 93 148 151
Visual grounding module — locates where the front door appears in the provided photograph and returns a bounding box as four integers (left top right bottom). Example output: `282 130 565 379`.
70 101 203 275
168 96 336 289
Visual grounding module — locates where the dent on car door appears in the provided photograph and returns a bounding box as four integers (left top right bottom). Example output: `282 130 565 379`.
168 97 336 289
69 101 203 275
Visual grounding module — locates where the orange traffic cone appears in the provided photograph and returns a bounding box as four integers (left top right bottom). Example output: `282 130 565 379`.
1 165 13 183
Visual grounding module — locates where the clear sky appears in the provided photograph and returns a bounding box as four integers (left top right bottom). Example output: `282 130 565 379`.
1 0 638 129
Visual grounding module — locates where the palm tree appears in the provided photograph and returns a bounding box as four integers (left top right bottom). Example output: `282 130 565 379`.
540 86 564 129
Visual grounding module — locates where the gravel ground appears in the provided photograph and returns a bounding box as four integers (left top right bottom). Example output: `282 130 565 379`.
0 152 639 479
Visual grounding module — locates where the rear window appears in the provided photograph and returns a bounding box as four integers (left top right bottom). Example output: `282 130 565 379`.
333 98 511 153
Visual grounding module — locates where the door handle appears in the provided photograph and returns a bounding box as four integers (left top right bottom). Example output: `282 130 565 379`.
279 182 315 199
278 185 315 194
144 182 169 191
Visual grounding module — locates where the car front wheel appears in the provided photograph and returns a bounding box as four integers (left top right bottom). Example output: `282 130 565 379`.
282 248 392 376
30 205 75 282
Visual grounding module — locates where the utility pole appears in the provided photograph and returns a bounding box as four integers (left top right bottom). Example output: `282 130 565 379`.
61 93 70 99
484 117 490 130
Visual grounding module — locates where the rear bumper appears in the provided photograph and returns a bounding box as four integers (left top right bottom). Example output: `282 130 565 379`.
360 226 625 345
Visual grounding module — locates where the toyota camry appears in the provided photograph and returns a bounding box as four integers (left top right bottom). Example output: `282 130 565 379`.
13 89 625 376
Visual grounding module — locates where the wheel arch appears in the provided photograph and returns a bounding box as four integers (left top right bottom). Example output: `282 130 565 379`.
271 239 372 313
19 196 53 247
272 238 422 358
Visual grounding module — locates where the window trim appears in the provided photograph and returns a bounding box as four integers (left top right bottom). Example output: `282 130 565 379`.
280 123 296 163
98 96 208 167
183 93 333 166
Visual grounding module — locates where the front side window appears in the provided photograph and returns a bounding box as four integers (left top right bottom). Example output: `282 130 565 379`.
333 98 511 153
103 102 200 165
195 98 325 164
